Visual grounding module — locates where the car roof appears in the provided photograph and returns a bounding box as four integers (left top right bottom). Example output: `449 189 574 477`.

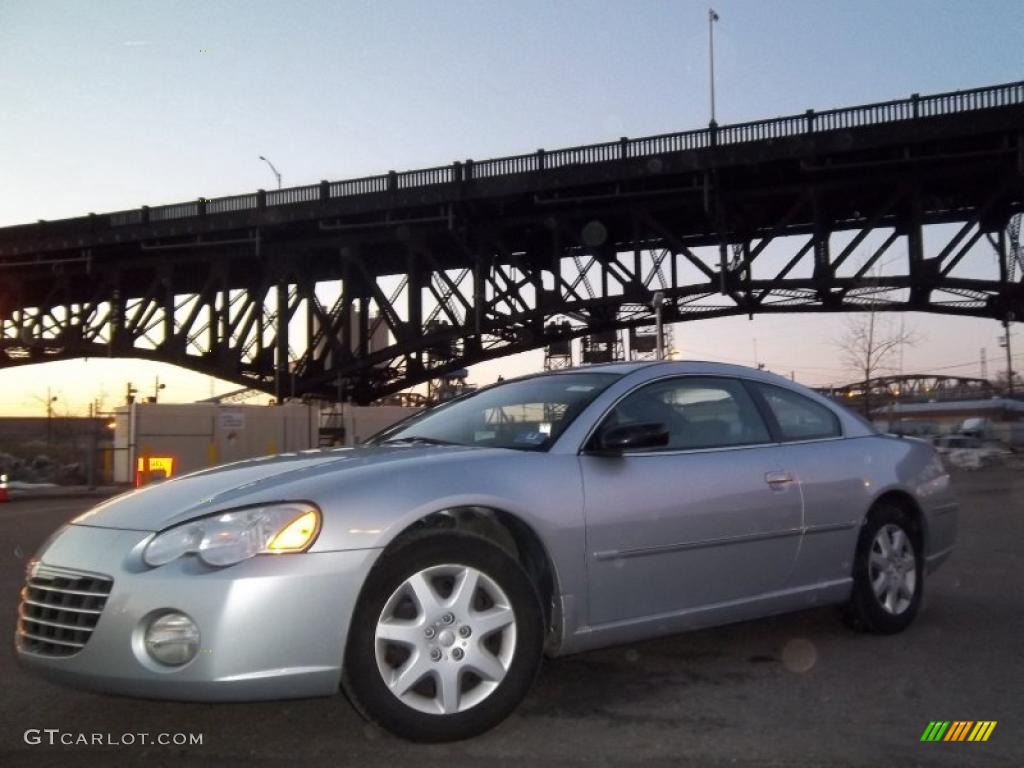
542 359 787 379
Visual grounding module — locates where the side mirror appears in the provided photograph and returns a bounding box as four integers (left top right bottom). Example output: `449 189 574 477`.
595 422 670 453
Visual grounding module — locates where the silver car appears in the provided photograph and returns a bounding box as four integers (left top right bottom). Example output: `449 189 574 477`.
15 361 957 741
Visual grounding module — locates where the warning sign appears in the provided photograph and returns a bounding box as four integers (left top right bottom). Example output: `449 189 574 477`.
219 410 246 431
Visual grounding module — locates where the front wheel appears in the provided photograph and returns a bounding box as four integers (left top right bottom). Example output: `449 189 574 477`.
842 503 924 634
342 531 544 742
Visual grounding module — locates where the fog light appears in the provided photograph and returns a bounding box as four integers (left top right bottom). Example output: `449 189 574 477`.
144 612 199 666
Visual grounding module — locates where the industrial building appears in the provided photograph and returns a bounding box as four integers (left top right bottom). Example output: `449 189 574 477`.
112 402 416 485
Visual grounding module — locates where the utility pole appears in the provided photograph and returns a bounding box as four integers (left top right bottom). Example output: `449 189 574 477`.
41 387 59 444
898 315 906 377
86 401 97 490
1002 317 1015 397
153 376 166 403
708 8 720 126
652 291 665 360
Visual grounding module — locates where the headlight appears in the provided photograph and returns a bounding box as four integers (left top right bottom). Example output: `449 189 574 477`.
143 502 321 568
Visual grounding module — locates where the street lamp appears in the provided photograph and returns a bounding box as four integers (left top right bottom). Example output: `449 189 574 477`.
258 155 282 190
45 389 58 444
652 291 665 360
152 376 166 403
708 8 720 126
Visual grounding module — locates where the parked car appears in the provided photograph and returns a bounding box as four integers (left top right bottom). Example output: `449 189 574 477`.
15 362 958 741
931 434 983 454
932 433 1011 469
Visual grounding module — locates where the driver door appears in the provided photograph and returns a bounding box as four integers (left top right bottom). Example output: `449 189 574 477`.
579 376 803 627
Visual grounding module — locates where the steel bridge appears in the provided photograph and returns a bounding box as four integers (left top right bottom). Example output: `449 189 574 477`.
1 81 1023 402
822 375 997 404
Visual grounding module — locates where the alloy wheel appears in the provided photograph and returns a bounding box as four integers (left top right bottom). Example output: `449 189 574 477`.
374 563 517 715
868 523 917 615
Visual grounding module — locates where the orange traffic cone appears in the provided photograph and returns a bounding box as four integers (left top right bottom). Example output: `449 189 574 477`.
0 474 9 503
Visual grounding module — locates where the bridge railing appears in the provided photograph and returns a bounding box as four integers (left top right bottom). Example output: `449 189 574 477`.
546 140 623 168
266 185 321 207
8 80 1021 235
716 113 808 144
473 153 540 178
396 165 454 189
627 128 710 157
109 209 144 226
330 175 389 197
150 201 199 221
920 80 1024 114
206 193 258 214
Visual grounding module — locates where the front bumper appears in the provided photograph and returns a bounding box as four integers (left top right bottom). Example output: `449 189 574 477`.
15 523 380 701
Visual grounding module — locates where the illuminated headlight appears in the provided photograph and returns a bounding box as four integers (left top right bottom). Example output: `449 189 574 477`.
144 612 200 666
143 502 321 567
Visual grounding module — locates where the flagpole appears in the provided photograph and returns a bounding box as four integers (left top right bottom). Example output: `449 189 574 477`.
708 8 719 125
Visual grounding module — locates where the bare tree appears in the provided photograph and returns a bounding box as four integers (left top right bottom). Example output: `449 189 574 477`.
836 312 920 416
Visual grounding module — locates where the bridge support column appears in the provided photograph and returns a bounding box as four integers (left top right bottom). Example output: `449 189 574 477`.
407 250 423 377
906 189 931 308
109 285 125 354
275 280 289 403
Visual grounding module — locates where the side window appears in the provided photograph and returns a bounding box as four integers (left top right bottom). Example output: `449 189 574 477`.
756 384 841 441
604 377 771 451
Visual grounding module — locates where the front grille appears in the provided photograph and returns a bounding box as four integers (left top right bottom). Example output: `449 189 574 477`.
17 567 113 657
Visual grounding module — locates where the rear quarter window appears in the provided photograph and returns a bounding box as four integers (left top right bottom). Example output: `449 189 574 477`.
755 383 842 441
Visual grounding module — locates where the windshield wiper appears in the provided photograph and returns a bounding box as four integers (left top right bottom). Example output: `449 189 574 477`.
381 436 459 446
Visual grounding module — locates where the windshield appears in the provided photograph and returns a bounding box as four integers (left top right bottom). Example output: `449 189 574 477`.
373 372 619 451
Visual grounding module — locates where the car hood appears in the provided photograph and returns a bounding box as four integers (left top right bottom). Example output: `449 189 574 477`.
73 445 480 532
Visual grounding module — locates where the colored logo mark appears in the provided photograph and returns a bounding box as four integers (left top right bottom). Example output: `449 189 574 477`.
920 721 997 742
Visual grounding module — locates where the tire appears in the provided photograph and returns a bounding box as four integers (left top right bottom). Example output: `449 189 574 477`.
341 531 544 742
841 502 924 634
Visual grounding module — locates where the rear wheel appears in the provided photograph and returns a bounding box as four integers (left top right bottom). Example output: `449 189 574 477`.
842 503 923 634
342 532 544 741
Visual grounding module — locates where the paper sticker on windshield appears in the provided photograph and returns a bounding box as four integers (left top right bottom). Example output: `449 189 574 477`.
566 385 595 392
513 431 546 445
474 430 496 441
538 422 552 436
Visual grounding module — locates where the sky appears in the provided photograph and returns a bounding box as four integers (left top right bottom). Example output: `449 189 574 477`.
1 0 1022 415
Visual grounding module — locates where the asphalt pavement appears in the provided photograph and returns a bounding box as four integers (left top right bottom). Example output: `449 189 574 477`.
0 469 1021 767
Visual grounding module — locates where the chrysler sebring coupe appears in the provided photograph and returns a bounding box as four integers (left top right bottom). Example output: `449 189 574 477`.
15 361 957 741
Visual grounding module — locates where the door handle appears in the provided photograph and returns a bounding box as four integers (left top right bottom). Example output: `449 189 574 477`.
764 471 794 487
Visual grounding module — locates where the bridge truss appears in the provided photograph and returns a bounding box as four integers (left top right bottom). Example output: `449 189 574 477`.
1 82 1022 402
822 375 997 404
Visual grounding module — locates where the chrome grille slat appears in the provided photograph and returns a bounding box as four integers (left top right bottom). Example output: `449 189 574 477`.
27 583 110 597
19 596 103 615
16 568 113 658
16 629 87 648
18 609 93 632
